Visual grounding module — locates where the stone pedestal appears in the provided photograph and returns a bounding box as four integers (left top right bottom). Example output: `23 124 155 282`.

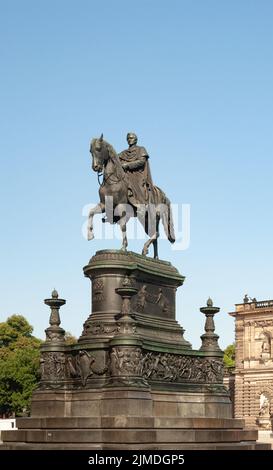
80 250 191 351
1 251 268 450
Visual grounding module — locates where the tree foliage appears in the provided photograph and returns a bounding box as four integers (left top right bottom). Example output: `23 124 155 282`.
64 331 77 345
0 315 33 347
223 343 235 368
0 315 42 417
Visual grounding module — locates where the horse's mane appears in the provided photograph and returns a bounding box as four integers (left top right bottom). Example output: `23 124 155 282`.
104 140 125 179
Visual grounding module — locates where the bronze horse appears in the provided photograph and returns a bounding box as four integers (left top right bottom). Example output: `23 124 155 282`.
87 135 175 259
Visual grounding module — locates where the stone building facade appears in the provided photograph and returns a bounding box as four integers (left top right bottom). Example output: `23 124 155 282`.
223 368 235 416
229 298 273 429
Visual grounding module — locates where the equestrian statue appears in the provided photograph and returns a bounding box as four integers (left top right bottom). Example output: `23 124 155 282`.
87 132 175 259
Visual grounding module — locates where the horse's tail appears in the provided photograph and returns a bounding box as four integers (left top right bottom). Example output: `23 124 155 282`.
154 187 175 243
164 197 176 243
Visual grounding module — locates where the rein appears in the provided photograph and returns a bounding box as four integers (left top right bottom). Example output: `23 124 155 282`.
97 169 124 187
97 172 104 186
103 170 126 185
96 144 126 186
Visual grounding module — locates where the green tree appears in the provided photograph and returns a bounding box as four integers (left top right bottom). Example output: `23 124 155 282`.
223 343 235 368
0 315 33 347
0 315 42 417
7 315 33 337
64 331 77 345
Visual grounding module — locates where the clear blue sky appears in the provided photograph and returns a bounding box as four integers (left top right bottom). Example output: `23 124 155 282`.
1 0 273 348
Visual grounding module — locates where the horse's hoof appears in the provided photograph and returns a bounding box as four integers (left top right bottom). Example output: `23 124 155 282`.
154 256 159 260
142 249 148 256
87 233 94 241
121 246 127 252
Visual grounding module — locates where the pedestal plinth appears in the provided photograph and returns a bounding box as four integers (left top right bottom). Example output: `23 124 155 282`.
80 249 191 350
1 250 268 450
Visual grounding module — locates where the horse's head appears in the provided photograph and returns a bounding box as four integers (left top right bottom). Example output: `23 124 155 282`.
90 134 108 173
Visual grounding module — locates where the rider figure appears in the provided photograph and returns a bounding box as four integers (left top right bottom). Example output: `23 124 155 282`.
119 133 154 207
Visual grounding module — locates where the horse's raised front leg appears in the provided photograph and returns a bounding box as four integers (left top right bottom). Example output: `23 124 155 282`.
87 203 105 240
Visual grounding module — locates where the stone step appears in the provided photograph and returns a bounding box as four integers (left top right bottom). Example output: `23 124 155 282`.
1 441 270 451
16 416 246 430
2 427 258 444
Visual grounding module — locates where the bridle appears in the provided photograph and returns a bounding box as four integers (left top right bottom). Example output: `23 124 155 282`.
94 142 126 187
